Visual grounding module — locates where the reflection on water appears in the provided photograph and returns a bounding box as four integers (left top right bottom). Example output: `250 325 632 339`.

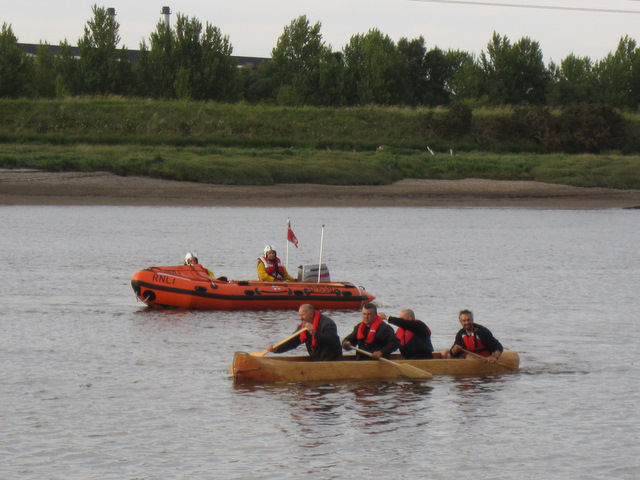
447 376 508 421
234 379 436 435
1 206 638 479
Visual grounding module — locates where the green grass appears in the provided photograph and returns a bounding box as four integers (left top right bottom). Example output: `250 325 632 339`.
1 98 639 189
2 143 639 189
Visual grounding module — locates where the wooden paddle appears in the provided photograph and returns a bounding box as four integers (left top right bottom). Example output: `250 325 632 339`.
352 346 432 379
461 348 515 371
251 327 309 357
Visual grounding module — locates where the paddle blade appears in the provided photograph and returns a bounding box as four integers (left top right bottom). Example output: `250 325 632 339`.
250 350 269 357
393 361 433 379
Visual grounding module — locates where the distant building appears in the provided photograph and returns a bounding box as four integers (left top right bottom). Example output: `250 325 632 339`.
18 43 268 67
17 6 268 67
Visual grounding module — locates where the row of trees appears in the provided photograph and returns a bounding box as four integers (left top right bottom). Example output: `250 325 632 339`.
2 6 640 109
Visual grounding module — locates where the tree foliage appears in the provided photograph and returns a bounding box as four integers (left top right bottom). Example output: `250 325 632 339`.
342 29 411 105
548 54 595 105
269 15 342 106
33 43 56 98
0 23 33 97
450 53 486 105
77 5 131 95
54 41 80 97
594 36 640 108
481 32 549 105
138 13 239 101
2 9 640 111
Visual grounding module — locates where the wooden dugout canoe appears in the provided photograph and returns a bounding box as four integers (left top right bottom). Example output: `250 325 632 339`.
231 350 520 382
131 264 375 311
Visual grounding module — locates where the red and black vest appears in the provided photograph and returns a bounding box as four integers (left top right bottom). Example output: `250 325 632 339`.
299 311 321 348
258 256 284 279
396 326 415 346
357 316 383 344
462 332 490 356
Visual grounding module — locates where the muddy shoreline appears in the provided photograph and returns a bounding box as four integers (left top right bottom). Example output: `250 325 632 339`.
1 170 640 208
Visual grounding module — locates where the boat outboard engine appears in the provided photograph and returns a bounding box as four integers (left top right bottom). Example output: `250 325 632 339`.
297 264 331 282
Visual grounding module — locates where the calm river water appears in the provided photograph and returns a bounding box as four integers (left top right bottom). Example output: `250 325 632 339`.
1 206 638 479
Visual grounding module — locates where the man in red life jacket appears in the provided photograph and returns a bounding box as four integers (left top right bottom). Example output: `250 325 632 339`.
257 244 296 281
342 303 400 360
381 309 434 359
267 304 342 361
442 309 503 363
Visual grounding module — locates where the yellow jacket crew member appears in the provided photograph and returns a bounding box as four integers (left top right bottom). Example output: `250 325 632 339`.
257 245 296 281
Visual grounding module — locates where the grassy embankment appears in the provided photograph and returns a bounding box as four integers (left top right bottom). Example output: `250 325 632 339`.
1 98 639 189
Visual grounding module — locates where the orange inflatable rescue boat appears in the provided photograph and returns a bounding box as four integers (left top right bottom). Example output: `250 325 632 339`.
131 264 375 311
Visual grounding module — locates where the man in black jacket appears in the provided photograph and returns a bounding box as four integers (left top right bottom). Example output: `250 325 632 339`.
342 303 399 359
268 304 342 361
381 309 434 359
442 309 503 363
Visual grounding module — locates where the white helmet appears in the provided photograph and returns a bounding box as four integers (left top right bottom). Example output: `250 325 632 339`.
184 252 198 265
263 244 276 256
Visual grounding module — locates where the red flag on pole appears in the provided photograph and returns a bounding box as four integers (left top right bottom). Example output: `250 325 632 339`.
287 219 299 248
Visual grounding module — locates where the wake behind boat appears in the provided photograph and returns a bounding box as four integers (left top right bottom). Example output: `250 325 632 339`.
231 350 520 382
131 264 375 310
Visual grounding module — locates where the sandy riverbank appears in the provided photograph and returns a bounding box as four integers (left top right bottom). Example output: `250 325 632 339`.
1 170 640 208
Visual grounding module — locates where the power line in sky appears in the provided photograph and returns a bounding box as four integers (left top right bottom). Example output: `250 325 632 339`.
409 0 640 14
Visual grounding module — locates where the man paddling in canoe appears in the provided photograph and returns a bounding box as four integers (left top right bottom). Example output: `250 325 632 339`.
441 309 503 363
267 304 342 361
381 309 434 359
342 303 400 360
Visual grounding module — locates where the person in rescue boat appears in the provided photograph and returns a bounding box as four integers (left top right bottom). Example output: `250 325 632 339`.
342 303 400 360
441 309 503 363
380 309 434 359
184 252 227 281
257 244 296 281
267 304 342 361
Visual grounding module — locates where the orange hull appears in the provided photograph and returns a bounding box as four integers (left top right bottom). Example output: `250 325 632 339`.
131 265 375 311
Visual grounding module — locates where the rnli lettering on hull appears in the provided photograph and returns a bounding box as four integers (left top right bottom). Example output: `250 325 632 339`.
152 273 176 285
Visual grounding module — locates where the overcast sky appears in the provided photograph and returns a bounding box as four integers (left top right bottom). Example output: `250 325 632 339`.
6 1 640 64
